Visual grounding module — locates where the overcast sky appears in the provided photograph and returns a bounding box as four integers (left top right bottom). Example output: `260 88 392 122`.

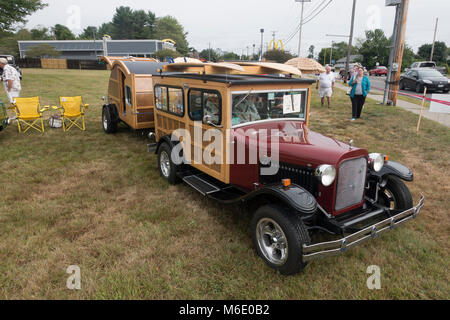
24 0 450 56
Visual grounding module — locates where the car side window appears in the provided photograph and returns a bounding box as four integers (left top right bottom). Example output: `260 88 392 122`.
155 86 168 111
188 90 222 126
189 90 203 121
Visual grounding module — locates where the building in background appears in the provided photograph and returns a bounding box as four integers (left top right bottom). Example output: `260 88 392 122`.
18 39 175 60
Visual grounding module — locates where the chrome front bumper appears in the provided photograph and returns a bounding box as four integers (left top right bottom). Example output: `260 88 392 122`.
302 196 425 262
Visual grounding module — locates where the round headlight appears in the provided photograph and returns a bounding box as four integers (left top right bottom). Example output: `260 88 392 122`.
315 165 336 187
369 153 384 172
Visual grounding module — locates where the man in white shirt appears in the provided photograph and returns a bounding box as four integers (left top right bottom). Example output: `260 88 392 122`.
316 65 335 108
0 58 21 104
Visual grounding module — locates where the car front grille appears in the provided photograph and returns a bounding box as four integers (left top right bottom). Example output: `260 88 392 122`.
259 162 319 196
335 157 367 211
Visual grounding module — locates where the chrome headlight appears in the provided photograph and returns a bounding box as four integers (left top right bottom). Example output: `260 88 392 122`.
315 165 336 187
369 153 384 172
423 79 432 84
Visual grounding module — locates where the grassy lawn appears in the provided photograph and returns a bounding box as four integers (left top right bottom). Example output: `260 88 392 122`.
0 69 448 300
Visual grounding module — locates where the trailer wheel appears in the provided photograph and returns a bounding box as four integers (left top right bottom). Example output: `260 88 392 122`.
102 106 117 134
158 143 179 185
378 175 413 210
251 205 311 275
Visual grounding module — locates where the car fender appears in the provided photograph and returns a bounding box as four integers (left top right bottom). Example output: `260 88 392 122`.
243 184 317 215
369 161 414 182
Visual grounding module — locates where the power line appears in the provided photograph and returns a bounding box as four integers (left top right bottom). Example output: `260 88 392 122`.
283 0 326 43
284 0 333 46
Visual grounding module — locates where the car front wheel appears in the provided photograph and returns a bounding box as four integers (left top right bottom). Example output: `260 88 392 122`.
377 176 413 210
251 205 311 275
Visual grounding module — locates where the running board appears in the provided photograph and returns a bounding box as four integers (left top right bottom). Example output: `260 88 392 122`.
183 175 221 196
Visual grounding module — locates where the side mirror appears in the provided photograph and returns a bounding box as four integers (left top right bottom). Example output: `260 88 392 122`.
203 114 222 128
203 114 212 124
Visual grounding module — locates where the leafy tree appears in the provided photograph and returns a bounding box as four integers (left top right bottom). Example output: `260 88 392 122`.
152 49 182 62
402 45 416 70
97 23 114 38
0 0 47 31
263 50 295 64
221 52 240 61
78 26 98 40
154 16 189 55
52 24 76 40
357 29 390 68
25 44 61 58
110 6 155 40
308 45 315 59
417 41 447 64
199 49 219 62
30 26 51 40
0 29 32 57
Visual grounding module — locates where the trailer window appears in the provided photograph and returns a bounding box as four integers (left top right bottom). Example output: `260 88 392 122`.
189 90 203 121
125 86 132 106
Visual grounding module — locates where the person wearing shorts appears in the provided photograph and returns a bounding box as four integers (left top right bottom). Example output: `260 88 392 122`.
316 65 335 108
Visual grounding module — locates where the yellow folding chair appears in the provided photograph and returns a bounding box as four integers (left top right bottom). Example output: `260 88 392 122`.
13 97 49 133
57 96 89 132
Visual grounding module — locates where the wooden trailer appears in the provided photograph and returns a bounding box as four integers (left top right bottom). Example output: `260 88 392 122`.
100 56 167 132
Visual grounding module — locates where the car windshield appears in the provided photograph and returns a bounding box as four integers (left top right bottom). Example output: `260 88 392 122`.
419 69 442 77
420 63 435 68
231 89 307 126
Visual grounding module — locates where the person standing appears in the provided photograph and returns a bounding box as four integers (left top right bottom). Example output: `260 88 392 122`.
316 65 335 108
348 67 370 121
0 58 21 104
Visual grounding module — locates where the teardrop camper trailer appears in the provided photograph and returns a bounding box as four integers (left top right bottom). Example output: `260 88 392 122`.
100 56 167 133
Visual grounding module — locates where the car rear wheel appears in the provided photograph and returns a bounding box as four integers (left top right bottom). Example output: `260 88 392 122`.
251 205 311 275
377 176 413 210
158 142 179 185
399 81 405 90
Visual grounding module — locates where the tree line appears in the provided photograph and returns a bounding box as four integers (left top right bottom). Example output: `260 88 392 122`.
315 29 448 71
0 5 190 58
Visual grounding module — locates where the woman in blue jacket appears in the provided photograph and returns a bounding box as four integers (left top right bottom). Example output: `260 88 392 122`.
348 67 371 121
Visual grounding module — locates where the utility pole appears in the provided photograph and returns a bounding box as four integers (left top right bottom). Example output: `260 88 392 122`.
296 0 311 57
259 29 264 61
345 0 357 81
389 0 410 106
208 42 211 61
330 41 334 65
252 44 256 60
383 2 401 105
430 17 438 61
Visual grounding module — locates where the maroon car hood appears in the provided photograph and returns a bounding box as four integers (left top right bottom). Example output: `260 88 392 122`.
232 120 368 167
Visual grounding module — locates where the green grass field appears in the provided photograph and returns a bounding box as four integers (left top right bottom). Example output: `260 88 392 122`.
0 69 448 300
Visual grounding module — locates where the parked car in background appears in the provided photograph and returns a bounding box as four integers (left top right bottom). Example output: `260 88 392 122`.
0 55 22 79
369 66 388 76
399 68 449 93
405 61 446 75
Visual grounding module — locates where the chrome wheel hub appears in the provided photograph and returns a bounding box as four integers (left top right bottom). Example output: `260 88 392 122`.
160 151 171 178
256 218 288 266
